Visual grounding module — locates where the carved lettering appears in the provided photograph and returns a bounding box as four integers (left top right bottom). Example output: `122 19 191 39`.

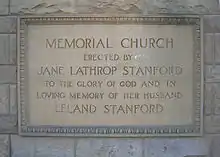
23 19 200 134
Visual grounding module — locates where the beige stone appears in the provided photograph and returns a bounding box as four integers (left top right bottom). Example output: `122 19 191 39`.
11 0 76 14
0 0 8 14
0 66 16 84
9 34 16 65
0 35 10 65
0 85 9 114
144 138 209 157
204 15 220 34
0 135 9 157
0 17 16 33
20 19 200 137
205 65 220 82
205 83 220 133
145 0 219 14
0 115 17 133
204 34 214 64
9 85 17 115
11 135 75 157
0 34 16 65
76 139 142 157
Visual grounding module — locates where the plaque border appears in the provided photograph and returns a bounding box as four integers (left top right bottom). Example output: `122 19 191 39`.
18 16 203 137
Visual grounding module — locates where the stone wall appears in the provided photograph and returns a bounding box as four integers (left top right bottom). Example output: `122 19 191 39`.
0 0 220 157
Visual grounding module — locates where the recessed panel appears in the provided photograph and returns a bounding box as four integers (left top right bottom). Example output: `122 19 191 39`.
18 17 203 137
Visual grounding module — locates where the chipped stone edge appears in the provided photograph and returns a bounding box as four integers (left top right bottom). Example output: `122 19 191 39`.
18 15 203 137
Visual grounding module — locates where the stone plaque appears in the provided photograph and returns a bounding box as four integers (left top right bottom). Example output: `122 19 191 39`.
18 16 203 137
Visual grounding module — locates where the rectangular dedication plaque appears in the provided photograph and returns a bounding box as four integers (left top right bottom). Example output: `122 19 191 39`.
18 16 203 137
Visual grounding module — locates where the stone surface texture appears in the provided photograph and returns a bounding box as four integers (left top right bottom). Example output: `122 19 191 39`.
204 15 220 136
144 138 209 157
0 85 9 114
9 0 220 14
0 0 8 15
0 135 9 157
0 66 16 84
0 0 219 157
11 135 75 157
0 17 16 33
0 9 17 136
76 139 143 157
